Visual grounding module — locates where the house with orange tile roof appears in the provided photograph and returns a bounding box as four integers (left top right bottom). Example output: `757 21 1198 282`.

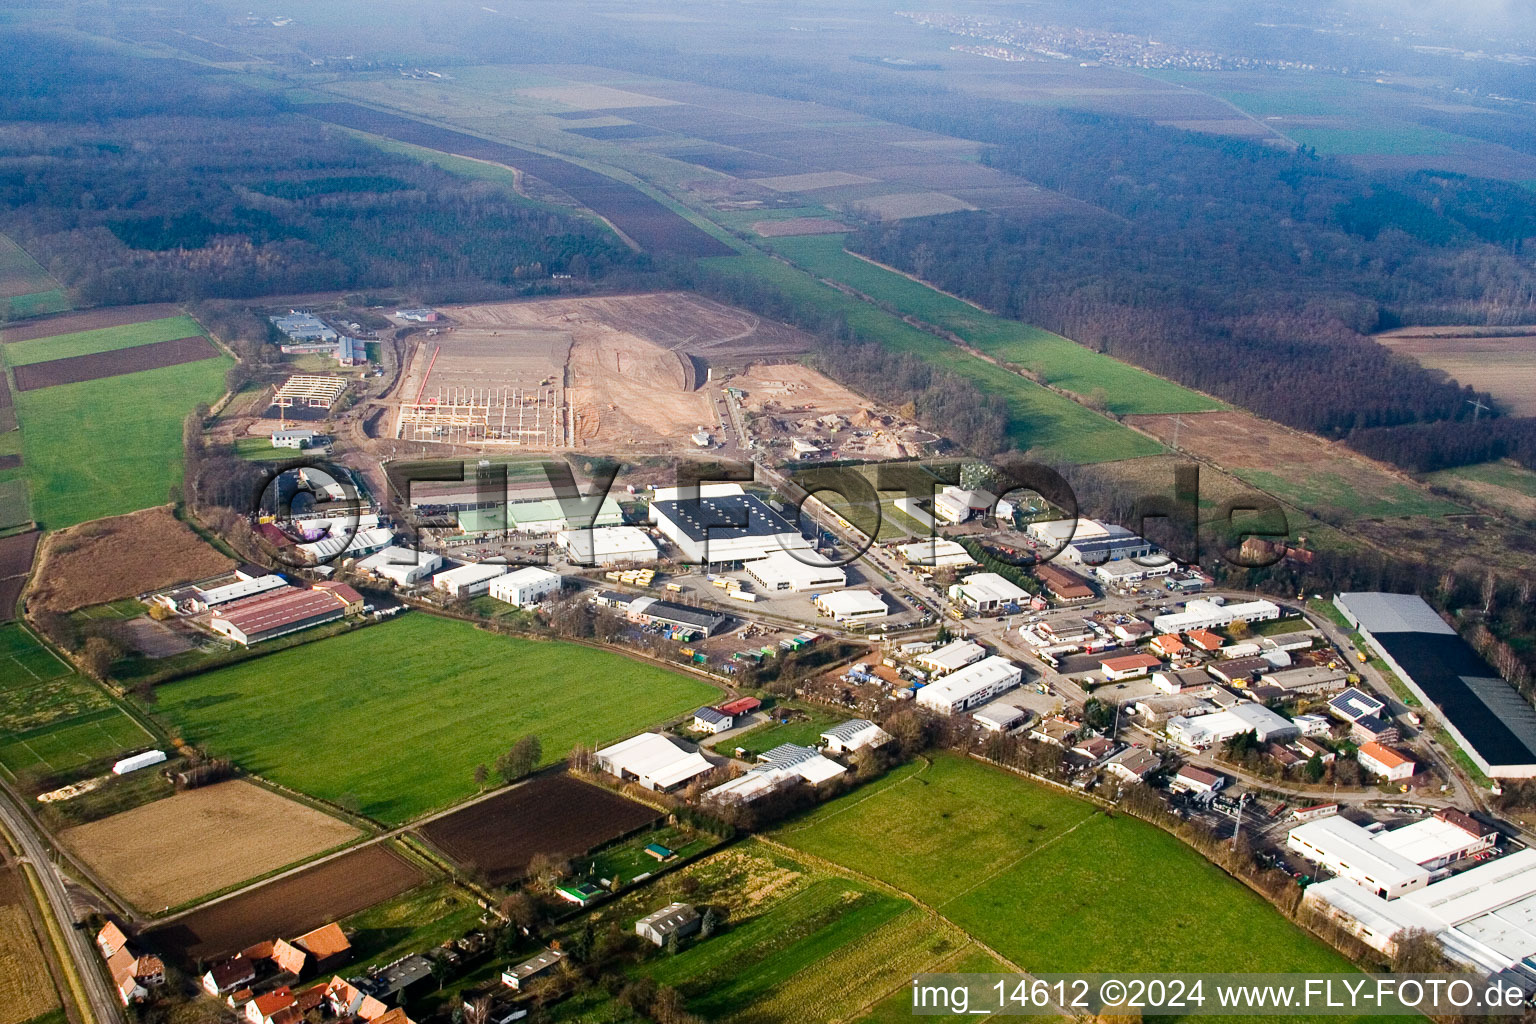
1186 629 1225 652
271 937 307 976
294 921 351 968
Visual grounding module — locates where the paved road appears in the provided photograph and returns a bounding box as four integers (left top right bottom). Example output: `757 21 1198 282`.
0 785 122 1024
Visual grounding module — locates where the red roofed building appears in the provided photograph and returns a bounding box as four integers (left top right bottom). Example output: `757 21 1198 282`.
1186 629 1225 652
1358 741 1415 782
718 696 761 716
1100 652 1163 681
246 986 294 1024
1150 634 1187 657
312 581 365 614
209 587 346 645
96 921 128 959
1034 563 1095 603
271 937 307 976
293 921 350 968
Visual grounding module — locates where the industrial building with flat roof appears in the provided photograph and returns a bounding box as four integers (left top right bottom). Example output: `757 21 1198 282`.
813 589 888 623
488 567 562 607
948 572 1029 613
594 593 727 636
557 525 658 567
432 561 508 597
916 656 1023 715
648 485 809 566
743 550 847 593
914 639 986 676
1336 591 1536 779
895 538 975 568
1153 598 1282 634
356 547 442 586
1166 702 1299 748
1287 815 1432 899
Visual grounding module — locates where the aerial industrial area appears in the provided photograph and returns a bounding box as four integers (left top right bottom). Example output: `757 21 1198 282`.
3 1 1536 1022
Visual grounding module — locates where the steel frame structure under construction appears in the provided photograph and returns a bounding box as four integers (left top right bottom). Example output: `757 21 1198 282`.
397 385 564 447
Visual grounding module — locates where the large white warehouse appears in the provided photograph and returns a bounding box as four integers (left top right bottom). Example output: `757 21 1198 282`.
488 567 563 607
1153 598 1282 634
916 656 1022 715
557 526 658 567
432 561 508 598
648 484 810 566
1165 702 1298 748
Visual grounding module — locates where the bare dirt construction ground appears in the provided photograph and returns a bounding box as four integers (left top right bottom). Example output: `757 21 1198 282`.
61 781 360 911
419 774 658 887
732 363 925 460
1376 326 1536 416
442 294 812 449
0 858 59 1024
29 506 234 613
148 843 424 959
0 303 181 344
753 218 851 237
13 335 218 391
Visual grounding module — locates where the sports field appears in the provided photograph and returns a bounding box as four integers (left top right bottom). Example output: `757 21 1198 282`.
764 234 1223 417
775 754 1356 974
0 623 154 780
151 613 719 823
3 315 204 366
14 355 230 528
701 253 1162 464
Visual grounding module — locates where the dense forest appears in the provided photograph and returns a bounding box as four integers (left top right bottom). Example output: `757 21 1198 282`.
0 36 647 305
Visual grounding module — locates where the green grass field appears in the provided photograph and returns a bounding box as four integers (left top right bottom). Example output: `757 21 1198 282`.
0 478 30 529
701 253 1162 464
151 613 719 823
0 708 154 780
14 354 230 528
1234 469 1465 520
762 234 1222 417
730 705 847 757
775 754 1356 975
3 315 204 366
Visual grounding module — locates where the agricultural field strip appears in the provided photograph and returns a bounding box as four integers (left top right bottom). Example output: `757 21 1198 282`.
12 336 220 392
2 315 206 365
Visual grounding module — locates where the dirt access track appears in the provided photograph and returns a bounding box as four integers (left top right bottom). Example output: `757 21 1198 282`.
28 506 234 613
60 780 361 911
418 774 659 887
147 843 424 960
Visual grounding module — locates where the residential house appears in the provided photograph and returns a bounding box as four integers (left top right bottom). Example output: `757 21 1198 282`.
1104 745 1161 782
1359 742 1416 782
203 957 257 997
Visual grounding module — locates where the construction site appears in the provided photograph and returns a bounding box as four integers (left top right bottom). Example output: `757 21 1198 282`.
394 325 569 448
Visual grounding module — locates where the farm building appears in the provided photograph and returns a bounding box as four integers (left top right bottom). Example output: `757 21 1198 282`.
311 581 365 615
558 525 658 567
1337 591 1536 779
1287 816 1432 898
916 656 1023 715
719 696 761 716
743 549 846 592
271 311 337 343
895 538 975 568
209 587 347 646
635 903 701 947
1153 598 1281 634
1105 745 1161 782
503 948 564 990
758 743 847 785
271 428 318 449
293 922 351 970
1035 564 1094 603
105 947 163 1006
647 484 810 566
692 707 735 734
1301 846 1536 969
171 573 288 611
707 743 846 804
813 589 888 624
972 704 1025 733
596 733 713 792
1169 765 1225 796
433 561 509 598
1099 653 1163 681
949 572 1029 613
356 546 442 586
1092 556 1174 586
488 566 562 607
1358 741 1416 782
820 719 891 754
1166 703 1298 748
112 750 166 775
913 639 986 676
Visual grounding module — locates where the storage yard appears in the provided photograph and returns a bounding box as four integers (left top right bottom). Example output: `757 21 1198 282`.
419 774 661 886
59 780 362 910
